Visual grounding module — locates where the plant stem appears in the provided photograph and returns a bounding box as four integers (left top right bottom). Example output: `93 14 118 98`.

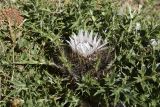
0 77 1 101
11 45 15 81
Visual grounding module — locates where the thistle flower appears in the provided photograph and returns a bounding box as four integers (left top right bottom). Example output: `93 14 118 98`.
67 30 107 58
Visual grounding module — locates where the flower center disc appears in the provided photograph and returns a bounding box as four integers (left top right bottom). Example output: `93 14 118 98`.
77 42 93 53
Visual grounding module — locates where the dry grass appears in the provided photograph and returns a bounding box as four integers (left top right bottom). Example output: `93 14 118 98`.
118 0 146 14
0 8 24 27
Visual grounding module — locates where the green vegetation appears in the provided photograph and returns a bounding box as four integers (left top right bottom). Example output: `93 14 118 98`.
0 0 160 106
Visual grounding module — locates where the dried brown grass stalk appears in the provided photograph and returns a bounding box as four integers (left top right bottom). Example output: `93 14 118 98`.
0 8 24 27
0 8 24 44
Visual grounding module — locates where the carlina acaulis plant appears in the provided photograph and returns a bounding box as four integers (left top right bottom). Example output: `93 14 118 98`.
66 29 114 80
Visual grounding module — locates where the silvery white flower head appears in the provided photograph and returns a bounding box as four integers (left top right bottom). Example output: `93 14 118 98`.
67 29 108 58
135 22 141 31
150 39 160 47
